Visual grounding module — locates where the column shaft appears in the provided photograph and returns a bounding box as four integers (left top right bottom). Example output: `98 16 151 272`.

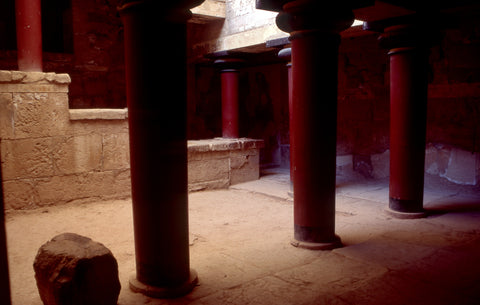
276 0 354 249
119 1 198 298
15 0 43 71
221 69 240 138
389 45 429 214
290 32 340 247
377 22 432 218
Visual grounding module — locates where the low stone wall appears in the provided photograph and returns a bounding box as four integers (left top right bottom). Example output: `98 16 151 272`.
336 146 480 186
188 138 263 191
0 71 264 210
0 71 131 210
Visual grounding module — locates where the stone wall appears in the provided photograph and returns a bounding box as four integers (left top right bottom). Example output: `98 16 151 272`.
188 138 263 191
0 70 264 210
0 71 131 210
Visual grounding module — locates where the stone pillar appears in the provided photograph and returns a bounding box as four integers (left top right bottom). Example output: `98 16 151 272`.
214 57 244 138
15 0 43 71
276 1 354 250
278 47 294 194
118 0 203 298
0 147 12 304
377 19 432 218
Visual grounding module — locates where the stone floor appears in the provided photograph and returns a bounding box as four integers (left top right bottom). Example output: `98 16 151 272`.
5 168 480 304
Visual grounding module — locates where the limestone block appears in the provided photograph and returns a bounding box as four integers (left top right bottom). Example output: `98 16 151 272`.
53 135 103 175
443 148 478 185
188 156 230 184
1 138 54 180
69 108 128 121
230 150 260 185
33 233 120 305
0 93 14 139
425 144 451 176
103 133 130 170
2 179 38 209
13 93 71 139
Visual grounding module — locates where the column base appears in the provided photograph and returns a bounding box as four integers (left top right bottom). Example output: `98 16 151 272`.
388 197 427 219
291 235 342 250
129 269 198 299
384 207 428 219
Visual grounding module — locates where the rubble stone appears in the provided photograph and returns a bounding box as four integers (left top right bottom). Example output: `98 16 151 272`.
33 233 121 305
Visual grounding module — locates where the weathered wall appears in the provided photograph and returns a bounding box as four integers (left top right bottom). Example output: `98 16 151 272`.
0 71 264 210
0 71 130 209
0 71 131 209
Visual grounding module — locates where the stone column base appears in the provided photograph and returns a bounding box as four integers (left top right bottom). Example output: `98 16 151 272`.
129 269 198 299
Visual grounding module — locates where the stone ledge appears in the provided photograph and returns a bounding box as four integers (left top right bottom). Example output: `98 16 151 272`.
69 108 128 121
188 137 264 153
0 70 71 84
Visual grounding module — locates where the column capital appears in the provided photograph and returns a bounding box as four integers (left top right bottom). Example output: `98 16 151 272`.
208 51 247 71
275 0 355 36
366 14 442 51
278 47 291 63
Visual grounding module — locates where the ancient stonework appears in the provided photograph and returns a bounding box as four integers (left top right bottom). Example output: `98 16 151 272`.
33 233 121 305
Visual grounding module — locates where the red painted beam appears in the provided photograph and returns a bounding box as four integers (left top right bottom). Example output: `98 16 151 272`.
15 0 43 71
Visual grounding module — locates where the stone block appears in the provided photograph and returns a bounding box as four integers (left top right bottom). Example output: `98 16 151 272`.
188 157 230 184
53 135 103 175
230 150 260 185
2 179 38 209
443 148 478 185
1 138 54 180
103 133 130 170
33 233 120 305
13 92 71 139
0 93 14 139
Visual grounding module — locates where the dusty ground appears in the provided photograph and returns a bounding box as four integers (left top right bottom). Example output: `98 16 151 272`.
5 170 480 304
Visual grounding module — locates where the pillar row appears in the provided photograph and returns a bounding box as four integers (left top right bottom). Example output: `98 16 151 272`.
118 0 204 298
276 0 354 250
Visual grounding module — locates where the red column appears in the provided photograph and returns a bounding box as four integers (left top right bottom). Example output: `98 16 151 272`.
215 58 244 138
276 0 354 250
379 22 430 218
119 0 203 298
278 47 294 194
15 0 43 71
0 146 12 305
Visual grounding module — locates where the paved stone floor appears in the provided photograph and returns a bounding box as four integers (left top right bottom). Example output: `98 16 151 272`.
5 169 480 304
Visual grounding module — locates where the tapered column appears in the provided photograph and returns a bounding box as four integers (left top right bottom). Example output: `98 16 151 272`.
15 0 43 71
119 0 203 298
214 58 244 138
276 1 354 250
379 21 431 218
278 47 294 194
0 146 12 305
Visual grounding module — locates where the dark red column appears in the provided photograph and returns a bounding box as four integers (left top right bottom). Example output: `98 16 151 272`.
379 21 431 218
15 0 43 71
119 0 203 298
276 0 354 250
215 58 244 138
0 145 12 305
278 47 294 194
